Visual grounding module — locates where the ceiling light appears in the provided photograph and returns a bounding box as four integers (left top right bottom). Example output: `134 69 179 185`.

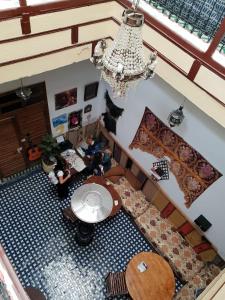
90 0 157 97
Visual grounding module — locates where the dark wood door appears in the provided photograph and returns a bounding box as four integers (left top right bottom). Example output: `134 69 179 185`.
0 117 26 177
17 102 49 147
0 82 50 178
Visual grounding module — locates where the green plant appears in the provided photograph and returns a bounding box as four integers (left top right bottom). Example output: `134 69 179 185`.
39 134 60 164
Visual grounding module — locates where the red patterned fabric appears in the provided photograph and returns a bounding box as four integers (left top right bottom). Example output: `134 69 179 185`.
129 107 222 207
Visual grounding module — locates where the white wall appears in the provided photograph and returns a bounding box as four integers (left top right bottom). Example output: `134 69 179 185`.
105 76 225 259
0 60 105 136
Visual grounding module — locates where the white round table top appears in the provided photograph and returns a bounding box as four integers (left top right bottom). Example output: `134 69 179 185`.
71 183 113 223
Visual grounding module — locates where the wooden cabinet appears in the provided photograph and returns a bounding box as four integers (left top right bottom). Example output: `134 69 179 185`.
0 82 50 178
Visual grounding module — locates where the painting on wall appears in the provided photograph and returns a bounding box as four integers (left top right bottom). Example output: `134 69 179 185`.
129 107 222 208
84 82 99 101
68 110 82 130
55 88 77 110
84 104 92 113
52 114 67 128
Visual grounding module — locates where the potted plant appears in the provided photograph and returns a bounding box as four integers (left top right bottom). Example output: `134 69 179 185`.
39 134 60 173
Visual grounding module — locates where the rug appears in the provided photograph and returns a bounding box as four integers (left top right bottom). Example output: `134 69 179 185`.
0 169 183 299
129 107 222 207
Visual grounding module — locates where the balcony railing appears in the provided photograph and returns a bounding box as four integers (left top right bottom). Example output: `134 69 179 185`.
144 0 225 54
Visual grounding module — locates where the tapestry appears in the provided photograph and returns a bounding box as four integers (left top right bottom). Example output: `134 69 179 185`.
129 107 222 207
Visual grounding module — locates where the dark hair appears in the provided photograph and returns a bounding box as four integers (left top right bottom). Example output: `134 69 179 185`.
54 156 66 173
92 152 102 168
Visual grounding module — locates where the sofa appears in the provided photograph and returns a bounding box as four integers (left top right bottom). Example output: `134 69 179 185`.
106 171 221 298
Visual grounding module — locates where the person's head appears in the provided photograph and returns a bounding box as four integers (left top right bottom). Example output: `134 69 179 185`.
87 135 95 145
54 156 66 172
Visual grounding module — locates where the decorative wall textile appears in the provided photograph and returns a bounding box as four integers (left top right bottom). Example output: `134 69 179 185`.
129 107 222 207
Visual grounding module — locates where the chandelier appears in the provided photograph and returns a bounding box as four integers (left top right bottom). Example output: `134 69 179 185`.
16 78 32 101
90 0 157 97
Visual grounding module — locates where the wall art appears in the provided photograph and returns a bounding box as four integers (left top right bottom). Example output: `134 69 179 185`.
129 107 222 207
68 110 82 130
84 104 92 113
55 88 77 110
84 82 99 101
52 114 67 128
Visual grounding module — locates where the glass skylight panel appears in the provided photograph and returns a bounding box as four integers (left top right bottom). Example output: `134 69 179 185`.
0 0 19 10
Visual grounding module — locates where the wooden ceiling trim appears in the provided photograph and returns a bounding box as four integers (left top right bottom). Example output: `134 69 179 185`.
20 12 31 34
187 60 202 81
71 26 78 44
0 17 113 44
0 38 110 68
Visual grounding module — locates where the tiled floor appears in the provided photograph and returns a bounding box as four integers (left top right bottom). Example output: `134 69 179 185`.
0 170 183 299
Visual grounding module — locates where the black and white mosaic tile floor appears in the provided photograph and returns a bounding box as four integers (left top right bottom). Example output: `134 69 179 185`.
0 170 183 299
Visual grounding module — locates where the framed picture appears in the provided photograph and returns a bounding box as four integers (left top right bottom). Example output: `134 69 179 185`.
84 82 99 101
52 114 67 128
84 104 92 114
55 88 77 110
68 110 82 130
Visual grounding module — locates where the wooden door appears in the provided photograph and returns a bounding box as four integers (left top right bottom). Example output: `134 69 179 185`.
16 102 49 147
0 117 26 177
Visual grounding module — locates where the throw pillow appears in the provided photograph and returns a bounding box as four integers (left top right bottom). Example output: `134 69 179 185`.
106 175 121 184
104 165 125 177
125 169 142 190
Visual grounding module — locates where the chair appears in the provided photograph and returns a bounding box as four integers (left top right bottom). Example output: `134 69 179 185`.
105 271 128 297
62 207 78 224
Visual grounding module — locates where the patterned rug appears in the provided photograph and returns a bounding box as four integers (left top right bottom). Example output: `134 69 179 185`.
0 170 183 299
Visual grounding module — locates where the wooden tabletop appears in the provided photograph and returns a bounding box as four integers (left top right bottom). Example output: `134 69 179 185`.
84 176 122 216
126 252 175 300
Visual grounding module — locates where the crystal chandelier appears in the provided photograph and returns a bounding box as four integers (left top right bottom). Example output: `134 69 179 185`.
16 78 32 101
168 106 185 127
90 0 157 97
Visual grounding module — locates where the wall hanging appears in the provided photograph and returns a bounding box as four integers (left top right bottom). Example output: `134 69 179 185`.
102 92 124 135
84 82 99 101
129 107 222 207
68 110 82 130
55 88 77 110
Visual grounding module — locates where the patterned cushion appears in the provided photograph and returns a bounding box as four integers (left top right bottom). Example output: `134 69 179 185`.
112 177 149 218
136 205 204 281
174 264 221 300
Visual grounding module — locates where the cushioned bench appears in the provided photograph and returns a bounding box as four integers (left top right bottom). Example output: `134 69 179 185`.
108 172 204 282
135 204 204 282
174 264 220 300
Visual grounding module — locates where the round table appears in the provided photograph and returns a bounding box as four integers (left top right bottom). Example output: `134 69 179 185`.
125 252 175 300
85 176 122 216
71 183 113 223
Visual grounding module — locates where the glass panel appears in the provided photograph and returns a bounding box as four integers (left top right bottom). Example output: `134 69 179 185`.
145 0 225 55
0 0 19 10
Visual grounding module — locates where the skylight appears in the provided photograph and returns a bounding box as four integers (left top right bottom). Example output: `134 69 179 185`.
0 0 19 10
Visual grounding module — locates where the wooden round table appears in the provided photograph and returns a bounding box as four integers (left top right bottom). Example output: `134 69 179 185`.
126 252 175 300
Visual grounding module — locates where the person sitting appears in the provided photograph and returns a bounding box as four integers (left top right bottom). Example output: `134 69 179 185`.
48 156 71 199
83 135 101 157
101 148 112 173
83 149 112 176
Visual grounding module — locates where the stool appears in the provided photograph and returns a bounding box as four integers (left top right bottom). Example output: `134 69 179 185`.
24 287 46 300
75 222 95 246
